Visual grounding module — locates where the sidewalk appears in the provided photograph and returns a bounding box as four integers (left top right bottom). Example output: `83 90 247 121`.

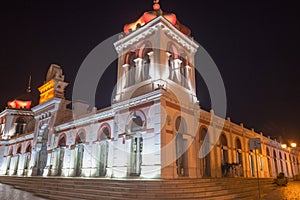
263 181 300 200
0 183 46 200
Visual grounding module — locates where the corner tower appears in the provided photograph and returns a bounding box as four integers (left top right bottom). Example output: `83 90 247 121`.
30 64 72 176
111 1 201 179
114 0 199 104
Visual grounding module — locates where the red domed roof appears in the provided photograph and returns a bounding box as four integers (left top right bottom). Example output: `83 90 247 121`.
6 76 37 110
123 3 191 36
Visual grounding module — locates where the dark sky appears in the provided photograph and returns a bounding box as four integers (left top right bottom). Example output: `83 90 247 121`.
1 0 300 144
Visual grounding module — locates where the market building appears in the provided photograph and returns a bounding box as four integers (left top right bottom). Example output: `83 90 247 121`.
0 1 299 180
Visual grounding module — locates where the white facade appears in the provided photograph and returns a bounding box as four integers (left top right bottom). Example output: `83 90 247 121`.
1 7 300 180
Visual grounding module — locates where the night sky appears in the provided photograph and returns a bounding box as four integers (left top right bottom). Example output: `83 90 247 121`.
1 0 300 144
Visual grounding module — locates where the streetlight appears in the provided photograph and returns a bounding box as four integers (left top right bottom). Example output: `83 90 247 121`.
281 142 297 149
281 142 298 178
291 143 297 148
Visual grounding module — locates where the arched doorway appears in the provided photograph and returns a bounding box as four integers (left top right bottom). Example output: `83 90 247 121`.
175 117 188 177
11 145 22 175
273 150 278 176
57 135 66 176
236 138 243 177
6 147 13 175
24 143 32 176
285 153 289 177
75 131 85 177
129 114 144 176
37 125 49 176
279 152 284 174
290 155 294 177
266 148 272 177
199 128 210 177
220 134 229 177
98 126 110 177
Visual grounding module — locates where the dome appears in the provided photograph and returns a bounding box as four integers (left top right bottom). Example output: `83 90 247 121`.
7 77 37 110
123 1 191 36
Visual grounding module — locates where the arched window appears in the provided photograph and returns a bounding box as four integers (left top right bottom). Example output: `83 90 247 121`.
99 126 111 141
220 134 228 147
15 117 26 134
167 43 179 82
131 116 143 132
285 153 290 177
58 135 66 147
199 128 211 177
16 145 22 154
175 116 188 177
8 147 13 156
128 111 146 133
138 42 152 81
76 131 86 144
266 148 270 156
175 116 186 134
25 144 32 153
124 51 137 87
266 147 272 177
220 134 229 169
179 52 189 88
279 152 284 174
236 138 243 165
273 150 278 175
97 125 111 177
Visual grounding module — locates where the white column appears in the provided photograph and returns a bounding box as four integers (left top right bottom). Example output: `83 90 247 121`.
134 58 143 83
122 64 129 88
146 51 154 80
185 65 193 90
173 59 182 84
166 52 174 81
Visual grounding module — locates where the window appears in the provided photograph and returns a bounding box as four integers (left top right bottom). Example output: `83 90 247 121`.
15 117 26 134
259 156 263 171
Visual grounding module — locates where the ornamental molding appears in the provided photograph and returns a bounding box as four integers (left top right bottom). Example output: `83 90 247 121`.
114 16 198 54
162 25 198 54
114 26 158 54
54 109 114 132
112 89 162 112
5 133 34 145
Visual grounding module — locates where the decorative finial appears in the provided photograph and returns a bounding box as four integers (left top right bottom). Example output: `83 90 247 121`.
27 75 32 93
153 0 160 11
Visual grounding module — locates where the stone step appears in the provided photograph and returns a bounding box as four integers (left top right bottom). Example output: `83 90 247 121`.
0 176 275 200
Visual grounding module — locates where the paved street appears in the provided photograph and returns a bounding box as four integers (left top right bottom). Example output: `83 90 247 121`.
264 181 300 200
0 183 46 200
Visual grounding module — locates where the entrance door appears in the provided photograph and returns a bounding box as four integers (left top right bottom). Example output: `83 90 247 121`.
38 147 47 176
23 153 31 175
249 154 255 177
76 145 84 177
267 158 273 177
274 159 278 176
176 133 188 176
130 136 143 176
6 156 11 175
202 153 211 177
57 148 65 176
99 141 108 176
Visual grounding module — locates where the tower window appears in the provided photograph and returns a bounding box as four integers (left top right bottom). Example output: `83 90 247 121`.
15 117 26 134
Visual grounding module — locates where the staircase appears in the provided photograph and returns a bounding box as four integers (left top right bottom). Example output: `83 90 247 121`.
0 176 275 200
